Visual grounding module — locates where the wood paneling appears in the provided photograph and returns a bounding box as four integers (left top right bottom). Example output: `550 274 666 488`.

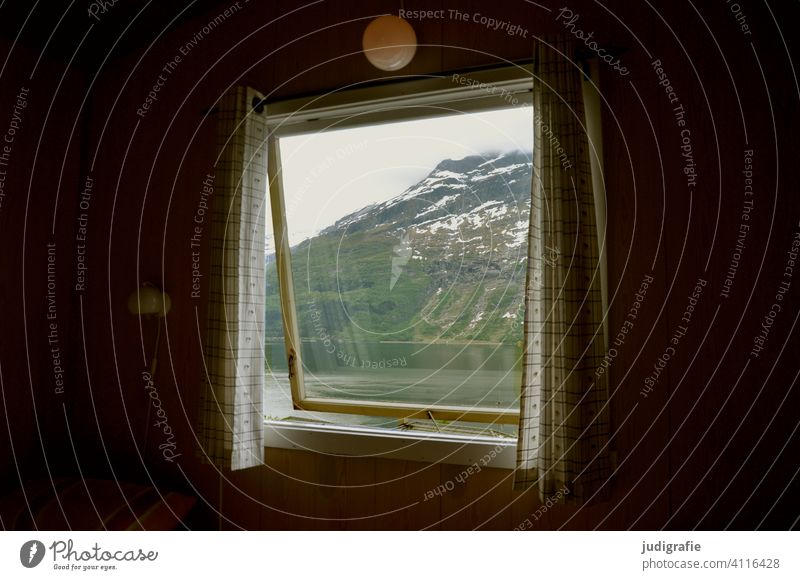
4 0 799 530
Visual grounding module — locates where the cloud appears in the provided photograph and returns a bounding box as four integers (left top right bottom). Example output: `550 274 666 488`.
276 106 533 245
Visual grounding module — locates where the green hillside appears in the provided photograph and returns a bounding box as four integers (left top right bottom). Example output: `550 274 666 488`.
266 151 532 345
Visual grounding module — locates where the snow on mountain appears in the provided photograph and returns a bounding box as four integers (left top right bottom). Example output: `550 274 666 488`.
321 150 532 239
268 150 533 343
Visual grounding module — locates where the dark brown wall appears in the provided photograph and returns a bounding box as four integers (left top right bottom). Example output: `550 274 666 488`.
2 0 798 529
0 36 86 494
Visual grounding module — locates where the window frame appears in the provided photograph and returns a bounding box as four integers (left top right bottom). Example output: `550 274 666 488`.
264 419 516 468
264 64 534 426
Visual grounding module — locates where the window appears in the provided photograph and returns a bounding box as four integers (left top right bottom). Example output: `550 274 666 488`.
263 66 533 437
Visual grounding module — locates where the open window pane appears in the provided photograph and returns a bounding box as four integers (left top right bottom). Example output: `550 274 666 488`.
263 182 293 421
266 106 532 426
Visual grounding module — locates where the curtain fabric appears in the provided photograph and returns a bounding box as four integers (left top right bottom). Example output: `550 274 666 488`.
515 37 611 502
198 86 267 471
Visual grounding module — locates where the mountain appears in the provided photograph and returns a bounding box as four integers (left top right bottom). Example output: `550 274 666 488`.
265 150 533 344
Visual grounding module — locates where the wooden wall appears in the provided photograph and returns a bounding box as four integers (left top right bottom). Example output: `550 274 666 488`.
2 0 798 529
0 36 86 494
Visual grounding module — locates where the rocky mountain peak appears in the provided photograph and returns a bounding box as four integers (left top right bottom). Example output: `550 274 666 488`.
266 150 533 344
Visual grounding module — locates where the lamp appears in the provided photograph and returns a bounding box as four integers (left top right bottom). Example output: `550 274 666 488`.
127 283 171 317
128 283 171 458
128 282 170 377
362 15 417 71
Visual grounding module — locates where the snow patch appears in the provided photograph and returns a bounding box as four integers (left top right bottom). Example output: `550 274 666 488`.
414 194 459 219
478 154 505 168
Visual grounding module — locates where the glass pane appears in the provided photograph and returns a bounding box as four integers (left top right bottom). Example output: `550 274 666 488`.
263 186 293 421
268 107 532 427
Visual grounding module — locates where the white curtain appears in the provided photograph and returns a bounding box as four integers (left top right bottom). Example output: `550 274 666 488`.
515 37 611 502
198 86 267 470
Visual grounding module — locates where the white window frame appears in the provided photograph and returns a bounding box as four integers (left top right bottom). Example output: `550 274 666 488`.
263 64 533 429
264 419 516 468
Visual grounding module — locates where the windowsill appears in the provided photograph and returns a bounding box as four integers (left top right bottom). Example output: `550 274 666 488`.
264 419 516 469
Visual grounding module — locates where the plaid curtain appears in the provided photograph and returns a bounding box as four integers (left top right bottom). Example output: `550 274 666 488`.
198 86 267 470
515 37 611 502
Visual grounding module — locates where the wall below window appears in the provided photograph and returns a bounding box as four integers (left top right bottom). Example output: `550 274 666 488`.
205 446 627 530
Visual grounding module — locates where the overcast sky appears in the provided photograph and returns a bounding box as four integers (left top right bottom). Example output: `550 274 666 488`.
275 106 533 245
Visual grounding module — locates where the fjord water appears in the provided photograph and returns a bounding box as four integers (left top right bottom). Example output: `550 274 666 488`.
265 339 521 411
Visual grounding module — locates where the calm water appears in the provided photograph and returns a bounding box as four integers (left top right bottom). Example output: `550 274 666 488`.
265 340 522 419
